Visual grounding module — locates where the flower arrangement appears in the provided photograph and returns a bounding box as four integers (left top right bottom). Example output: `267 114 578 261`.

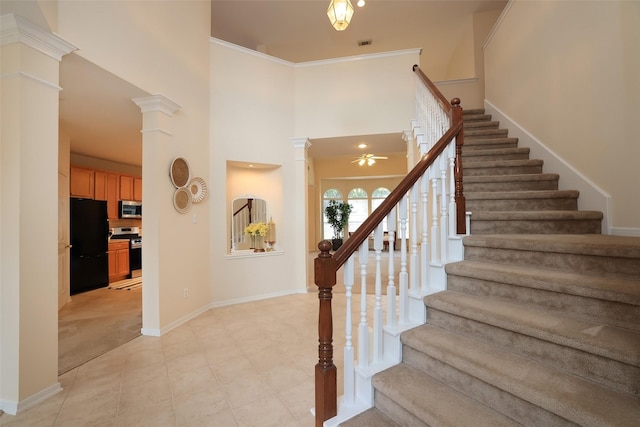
244 221 268 237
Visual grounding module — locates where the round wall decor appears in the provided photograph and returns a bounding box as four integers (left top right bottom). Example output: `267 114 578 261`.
173 187 193 213
189 177 207 203
170 157 191 188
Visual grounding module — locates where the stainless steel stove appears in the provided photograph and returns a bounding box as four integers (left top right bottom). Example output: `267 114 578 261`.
110 227 142 277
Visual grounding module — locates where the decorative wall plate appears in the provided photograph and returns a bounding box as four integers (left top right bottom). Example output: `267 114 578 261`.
188 177 207 203
173 187 192 213
170 157 191 188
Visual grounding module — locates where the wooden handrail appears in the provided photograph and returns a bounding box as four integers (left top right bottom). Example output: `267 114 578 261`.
314 67 466 426
333 119 463 269
413 64 451 114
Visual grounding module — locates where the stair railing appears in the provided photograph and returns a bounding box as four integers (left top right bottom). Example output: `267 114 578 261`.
314 65 466 426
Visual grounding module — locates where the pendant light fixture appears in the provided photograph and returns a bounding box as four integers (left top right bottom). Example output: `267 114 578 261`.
327 0 355 31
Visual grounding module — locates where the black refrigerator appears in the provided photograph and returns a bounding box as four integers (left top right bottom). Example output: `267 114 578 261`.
70 198 109 295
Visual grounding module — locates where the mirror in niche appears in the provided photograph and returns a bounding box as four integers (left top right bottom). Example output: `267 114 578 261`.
231 196 267 252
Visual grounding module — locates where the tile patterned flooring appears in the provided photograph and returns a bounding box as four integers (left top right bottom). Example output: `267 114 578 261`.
1 291 369 427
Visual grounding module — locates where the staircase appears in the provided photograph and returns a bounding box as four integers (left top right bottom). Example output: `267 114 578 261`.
339 109 640 426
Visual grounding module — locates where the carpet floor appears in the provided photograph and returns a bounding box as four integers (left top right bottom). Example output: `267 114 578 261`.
58 283 142 374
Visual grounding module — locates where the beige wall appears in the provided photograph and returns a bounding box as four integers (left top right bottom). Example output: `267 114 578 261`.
484 0 640 233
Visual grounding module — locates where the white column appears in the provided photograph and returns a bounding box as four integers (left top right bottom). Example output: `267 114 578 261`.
0 13 76 415
290 137 310 291
132 95 181 335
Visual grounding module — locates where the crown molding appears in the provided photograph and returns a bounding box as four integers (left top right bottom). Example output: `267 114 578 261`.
1 14 76 61
132 94 182 116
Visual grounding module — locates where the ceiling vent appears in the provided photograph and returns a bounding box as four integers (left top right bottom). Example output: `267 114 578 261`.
358 39 372 47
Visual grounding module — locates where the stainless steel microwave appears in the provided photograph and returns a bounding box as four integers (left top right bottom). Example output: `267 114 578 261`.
119 200 142 219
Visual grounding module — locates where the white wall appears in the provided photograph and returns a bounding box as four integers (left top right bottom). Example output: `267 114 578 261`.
294 50 420 139
484 0 640 233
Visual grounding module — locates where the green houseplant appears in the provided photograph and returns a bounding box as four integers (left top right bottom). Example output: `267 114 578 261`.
324 200 353 250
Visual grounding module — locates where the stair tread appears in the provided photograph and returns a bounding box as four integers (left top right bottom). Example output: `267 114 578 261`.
401 325 640 426
373 364 520 427
425 291 640 366
462 147 529 157
464 159 543 168
446 260 640 306
471 210 603 220
463 234 640 259
465 190 579 200
339 408 399 427
464 173 559 183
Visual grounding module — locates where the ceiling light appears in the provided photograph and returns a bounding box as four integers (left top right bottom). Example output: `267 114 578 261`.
358 158 365 166
327 0 354 31
358 143 367 149
357 0 366 7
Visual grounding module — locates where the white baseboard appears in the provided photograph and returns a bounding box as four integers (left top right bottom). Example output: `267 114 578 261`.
0 382 62 416
610 227 640 237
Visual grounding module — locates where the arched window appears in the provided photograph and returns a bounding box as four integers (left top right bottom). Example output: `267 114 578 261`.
323 189 343 239
347 188 368 234
371 187 391 231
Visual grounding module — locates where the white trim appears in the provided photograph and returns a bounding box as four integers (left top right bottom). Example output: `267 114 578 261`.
482 0 515 50
0 382 62 416
0 71 62 91
610 227 640 237
295 48 422 68
210 37 293 66
132 94 181 116
210 36 421 69
139 128 174 137
434 77 479 86
140 288 308 337
484 99 611 233
1 14 76 61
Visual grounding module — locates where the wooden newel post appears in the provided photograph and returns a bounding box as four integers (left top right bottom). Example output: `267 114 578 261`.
451 97 467 235
315 240 337 426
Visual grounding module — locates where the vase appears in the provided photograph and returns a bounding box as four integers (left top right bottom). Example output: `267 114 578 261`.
253 235 265 253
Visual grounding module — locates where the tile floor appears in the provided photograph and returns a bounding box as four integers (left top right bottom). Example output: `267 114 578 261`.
0 291 369 427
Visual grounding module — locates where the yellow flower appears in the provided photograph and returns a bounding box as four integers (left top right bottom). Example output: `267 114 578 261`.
244 221 268 237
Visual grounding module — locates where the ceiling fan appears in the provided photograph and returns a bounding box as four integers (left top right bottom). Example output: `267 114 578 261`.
351 153 388 166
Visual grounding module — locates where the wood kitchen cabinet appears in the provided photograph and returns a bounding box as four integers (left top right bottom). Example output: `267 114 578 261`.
95 171 120 219
120 175 142 201
108 240 130 282
70 167 95 198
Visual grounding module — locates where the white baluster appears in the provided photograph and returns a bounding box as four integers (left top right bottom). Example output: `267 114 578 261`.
409 183 419 294
448 142 457 238
440 155 448 262
373 225 383 363
431 176 440 265
398 195 409 324
420 173 429 293
343 255 355 406
358 240 370 369
386 208 397 329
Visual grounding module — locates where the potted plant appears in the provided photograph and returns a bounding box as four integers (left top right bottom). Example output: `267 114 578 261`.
324 200 352 251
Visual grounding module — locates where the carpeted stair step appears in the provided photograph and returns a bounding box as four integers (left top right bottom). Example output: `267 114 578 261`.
464 173 559 192
462 235 640 279
338 407 399 427
463 159 544 176
401 325 640 426
424 291 640 396
462 147 530 162
463 136 519 151
462 108 486 117
470 210 603 234
464 120 500 130
461 113 491 122
445 260 640 332
365 364 520 427
465 128 509 139
465 190 579 211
